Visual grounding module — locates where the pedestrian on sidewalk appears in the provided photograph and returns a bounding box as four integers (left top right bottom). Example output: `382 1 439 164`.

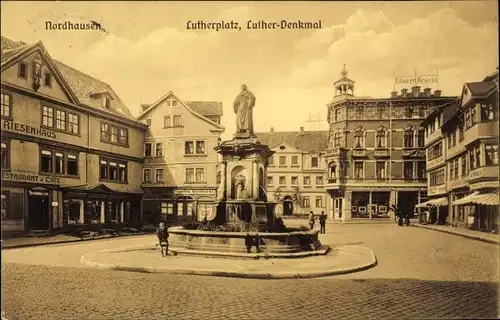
319 211 327 234
156 222 169 257
308 211 315 230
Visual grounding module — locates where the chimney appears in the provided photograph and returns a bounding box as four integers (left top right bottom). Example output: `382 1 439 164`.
411 86 421 97
390 91 398 98
270 127 274 133
433 90 442 97
423 88 431 97
141 104 151 111
401 88 408 97
299 126 304 134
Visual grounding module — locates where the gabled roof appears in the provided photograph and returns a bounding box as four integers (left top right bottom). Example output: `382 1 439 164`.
441 100 459 126
1 36 140 123
465 81 497 97
255 130 328 153
138 91 224 130
184 101 223 116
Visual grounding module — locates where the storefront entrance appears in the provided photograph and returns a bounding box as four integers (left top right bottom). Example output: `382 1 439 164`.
283 196 293 216
27 188 50 230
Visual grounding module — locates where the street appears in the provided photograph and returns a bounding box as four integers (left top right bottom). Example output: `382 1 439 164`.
2 223 498 319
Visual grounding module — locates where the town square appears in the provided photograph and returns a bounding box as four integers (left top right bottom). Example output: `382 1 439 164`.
1 1 499 319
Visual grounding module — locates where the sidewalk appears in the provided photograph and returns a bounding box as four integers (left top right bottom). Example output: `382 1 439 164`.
81 244 377 279
1 232 150 249
412 224 499 245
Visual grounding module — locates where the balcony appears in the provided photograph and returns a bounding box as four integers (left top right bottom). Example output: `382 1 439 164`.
402 148 426 158
447 176 468 191
374 148 390 158
427 156 445 171
463 122 499 146
325 147 347 159
428 185 447 196
324 176 347 190
468 165 499 182
351 149 367 158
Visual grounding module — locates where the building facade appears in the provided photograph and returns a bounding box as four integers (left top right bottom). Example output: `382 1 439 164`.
1 37 147 235
138 92 224 225
324 66 458 221
255 128 328 216
420 71 499 232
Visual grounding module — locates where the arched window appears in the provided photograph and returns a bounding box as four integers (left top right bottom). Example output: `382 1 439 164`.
404 128 414 148
376 127 387 148
354 127 364 148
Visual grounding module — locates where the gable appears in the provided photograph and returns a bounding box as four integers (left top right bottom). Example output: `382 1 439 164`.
460 84 472 108
1 45 79 105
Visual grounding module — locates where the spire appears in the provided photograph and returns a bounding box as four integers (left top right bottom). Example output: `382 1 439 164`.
340 64 348 78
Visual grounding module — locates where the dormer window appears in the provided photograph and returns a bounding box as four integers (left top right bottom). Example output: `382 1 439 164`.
103 97 111 109
18 62 28 79
44 72 52 87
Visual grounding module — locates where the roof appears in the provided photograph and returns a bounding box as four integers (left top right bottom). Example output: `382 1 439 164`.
466 81 497 97
483 70 499 82
255 130 329 153
420 99 458 127
441 100 459 127
184 101 223 116
1 36 139 122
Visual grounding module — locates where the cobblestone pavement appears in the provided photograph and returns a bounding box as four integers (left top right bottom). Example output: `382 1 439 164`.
2 224 499 319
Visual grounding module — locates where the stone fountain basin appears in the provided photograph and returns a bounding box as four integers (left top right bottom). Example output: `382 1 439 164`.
168 226 330 259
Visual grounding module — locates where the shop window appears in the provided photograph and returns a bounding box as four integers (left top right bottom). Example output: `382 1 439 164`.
1 191 23 220
1 191 9 220
197 202 213 221
1 140 10 169
160 202 174 221
68 200 82 224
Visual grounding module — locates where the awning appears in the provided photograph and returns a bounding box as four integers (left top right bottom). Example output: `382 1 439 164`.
454 192 499 206
415 197 448 208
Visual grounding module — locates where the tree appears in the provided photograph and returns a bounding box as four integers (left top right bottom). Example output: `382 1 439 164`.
273 187 284 202
291 187 303 207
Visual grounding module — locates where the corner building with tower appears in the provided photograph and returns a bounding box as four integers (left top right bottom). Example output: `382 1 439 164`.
324 66 458 221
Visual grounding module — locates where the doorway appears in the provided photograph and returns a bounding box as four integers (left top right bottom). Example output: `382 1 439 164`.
283 195 293 216
27 190 50 230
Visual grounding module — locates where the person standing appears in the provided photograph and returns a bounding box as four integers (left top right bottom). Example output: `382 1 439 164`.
156 222 169 257
308 211 315 230
319 211 327 234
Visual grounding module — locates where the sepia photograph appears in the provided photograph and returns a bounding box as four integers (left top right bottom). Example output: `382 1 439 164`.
1 1 498 319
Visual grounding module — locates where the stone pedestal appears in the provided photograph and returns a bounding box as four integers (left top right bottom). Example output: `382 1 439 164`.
213 136 277 231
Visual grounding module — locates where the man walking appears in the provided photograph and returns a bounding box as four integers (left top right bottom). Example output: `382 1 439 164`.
319 211 327 234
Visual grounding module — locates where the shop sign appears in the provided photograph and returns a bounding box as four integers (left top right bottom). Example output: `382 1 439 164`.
2 119 57 139
52 202 59 207
1 171 61 184
173 189 215 195
29 190 49 196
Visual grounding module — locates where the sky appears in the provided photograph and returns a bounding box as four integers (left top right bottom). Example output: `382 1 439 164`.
1 1 498 139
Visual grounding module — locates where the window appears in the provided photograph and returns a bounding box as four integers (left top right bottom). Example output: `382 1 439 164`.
291 156 298 165
145 143 152 157
186 168 205 183
143 169 152 182
155 143 163 157
481 104 496 121
160 202 174 220
311 157 319 168
354 162 363 179
268 156 274 166
1 92 12 118
303 196 310 208
42 105 54 127
99 158 127 182
18 62 27 78
404 162 414 179
404 129 414 148
172 100 178 107
55 110 66 131
485 145 498 165
458 122 464 142
429 169 445 186
279 156 286 166
40 149 78 176
461 154 467 177
1 140 10 169
376 162 386 179
469 145 481 170
103 97 111 109
449 161 454 180
316 176 323 185
163 116 171 127
334 109 340 121
1 191 9 220
428 142 443 160
44 72 52 87
303 176 310 185
405 106 415 118
266 176 273 185
100 122 128 146
417 130 425 147
156 169 164 183
68 113 79 134
354 129 364 148
315 196 323 208
418 106 426 118
333 132 341 147
291 176 298 185
417 161 426 179
279 176 286 185
376 129 386 148
185 141 205 155
173 115 183 126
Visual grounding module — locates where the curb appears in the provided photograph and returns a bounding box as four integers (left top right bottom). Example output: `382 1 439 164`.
80 245 377 279
1 233 153 250
412 224 499 245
